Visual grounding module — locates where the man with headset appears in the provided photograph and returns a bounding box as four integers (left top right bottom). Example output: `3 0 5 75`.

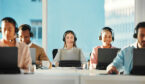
18 24 52 69
107 22 145 75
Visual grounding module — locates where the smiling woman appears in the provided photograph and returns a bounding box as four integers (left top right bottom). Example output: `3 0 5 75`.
53 30 86 67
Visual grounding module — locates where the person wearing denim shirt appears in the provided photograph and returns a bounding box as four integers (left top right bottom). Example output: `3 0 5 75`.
107 22 145 74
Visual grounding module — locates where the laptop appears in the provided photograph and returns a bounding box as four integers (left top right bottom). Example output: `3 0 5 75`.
30 48 36 65
131 48 145 75
0 47 20 74
96 48 120 70
59 60 81 67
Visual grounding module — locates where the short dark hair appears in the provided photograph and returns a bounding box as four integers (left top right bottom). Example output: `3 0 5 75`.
1 17 18 33
18 24 33 37
19 24 31 31
133 22 145 38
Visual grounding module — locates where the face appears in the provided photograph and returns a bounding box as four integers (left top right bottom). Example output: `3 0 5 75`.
18 30 31 44
1 21 15 41
137 27 145 48
65 33 75 47
101 30 112 46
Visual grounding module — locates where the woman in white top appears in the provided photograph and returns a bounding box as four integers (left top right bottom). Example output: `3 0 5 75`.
54 30 86 66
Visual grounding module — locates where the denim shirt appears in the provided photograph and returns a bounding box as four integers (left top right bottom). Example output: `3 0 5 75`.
111 42 137 75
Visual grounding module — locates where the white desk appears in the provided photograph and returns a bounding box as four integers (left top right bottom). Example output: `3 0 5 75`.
0 68 80 84
81 75 145 84
0 68 145 84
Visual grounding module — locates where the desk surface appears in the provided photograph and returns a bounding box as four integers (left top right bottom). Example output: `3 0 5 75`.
0 68 145 84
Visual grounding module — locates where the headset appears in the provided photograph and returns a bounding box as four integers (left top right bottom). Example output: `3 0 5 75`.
63 30 77 42
18 24 33 37
99 27 114 41
133 22 145 38
1 17 18 33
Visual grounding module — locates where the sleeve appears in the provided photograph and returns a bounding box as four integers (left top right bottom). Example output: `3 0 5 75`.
90 48 98 64
79 49 86 63
111 49 125 71
90 47 98 69
53 49 61 64
39 48 49 61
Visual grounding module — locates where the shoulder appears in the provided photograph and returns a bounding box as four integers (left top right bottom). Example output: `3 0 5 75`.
59 48 65 51
111 46 117 48
120 44 134 53
17 42 28 48
93 46 101 51
31 43 43 50
73 47 82 51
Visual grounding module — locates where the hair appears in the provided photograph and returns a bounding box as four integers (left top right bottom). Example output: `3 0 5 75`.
63 30 77 48
133 22 145 38
1 17 18 33
99 27 114 41
18 24 33 37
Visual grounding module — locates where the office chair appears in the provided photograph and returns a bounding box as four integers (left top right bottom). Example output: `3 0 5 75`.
52 49 58 59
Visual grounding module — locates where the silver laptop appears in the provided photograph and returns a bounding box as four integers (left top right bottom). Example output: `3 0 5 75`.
30 48 36 64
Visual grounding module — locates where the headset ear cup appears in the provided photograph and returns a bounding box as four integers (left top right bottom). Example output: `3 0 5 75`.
15 27 18 33
112 37 114 41
30 32 33 37
133 33 137 38
99 36 102 40
74 36 77 41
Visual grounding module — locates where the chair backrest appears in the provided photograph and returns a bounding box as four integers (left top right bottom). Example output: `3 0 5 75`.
52 49 58 59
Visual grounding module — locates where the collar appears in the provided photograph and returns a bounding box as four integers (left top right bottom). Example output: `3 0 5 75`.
131 42 138 48
28 42 32 47
100 45 113 48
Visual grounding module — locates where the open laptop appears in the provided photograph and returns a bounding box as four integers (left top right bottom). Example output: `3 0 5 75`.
30 48 36 65
96 48 120 70
131 48 145 75
0 47 20 74
59 60 81 67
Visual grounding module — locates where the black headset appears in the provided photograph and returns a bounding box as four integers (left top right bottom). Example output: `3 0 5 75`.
1 17 18 33
18 24 33 37
63 30 77 42
99 27 114 41
133 22 145 38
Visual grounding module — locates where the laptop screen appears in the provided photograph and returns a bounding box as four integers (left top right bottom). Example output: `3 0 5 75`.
97 48 120 70
131 48 145 75
30 48 36 64
0 47 18 69
133 48 145 66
